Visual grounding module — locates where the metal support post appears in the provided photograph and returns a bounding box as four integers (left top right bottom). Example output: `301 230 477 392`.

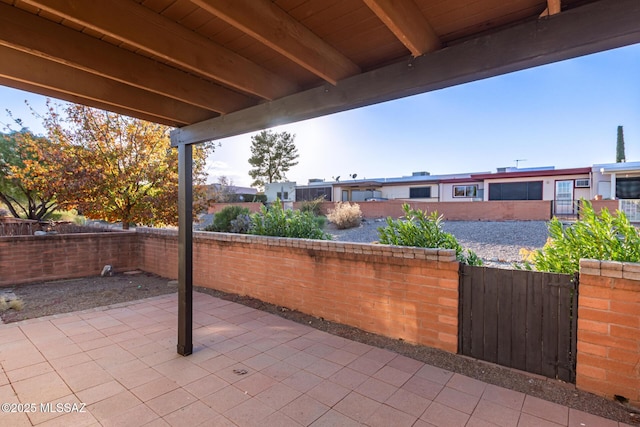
177 144 193 356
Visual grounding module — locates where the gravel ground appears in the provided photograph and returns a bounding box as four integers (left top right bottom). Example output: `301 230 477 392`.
328 219 551 268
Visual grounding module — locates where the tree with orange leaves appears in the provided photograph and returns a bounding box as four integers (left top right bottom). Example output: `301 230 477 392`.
0 128 75 220
45 104 212 229
1 102 212 228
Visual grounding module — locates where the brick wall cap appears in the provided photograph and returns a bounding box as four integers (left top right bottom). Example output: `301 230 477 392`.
138 227 458 262
622 262 640 273
581 259 640 275
580 259 601 270
601 261 624 271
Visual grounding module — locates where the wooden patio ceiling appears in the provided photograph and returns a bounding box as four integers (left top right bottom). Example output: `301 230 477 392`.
1 0 640 146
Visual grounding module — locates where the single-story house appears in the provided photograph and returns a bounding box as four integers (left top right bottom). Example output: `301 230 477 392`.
267 162 640 220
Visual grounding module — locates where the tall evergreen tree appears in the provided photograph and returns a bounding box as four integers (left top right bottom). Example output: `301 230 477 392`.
248 130 299 189
616 125 626 163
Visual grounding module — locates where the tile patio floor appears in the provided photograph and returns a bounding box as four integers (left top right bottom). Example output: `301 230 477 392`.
0 292 630 427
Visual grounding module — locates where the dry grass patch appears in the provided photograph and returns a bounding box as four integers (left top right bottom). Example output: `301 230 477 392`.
327 202 362 229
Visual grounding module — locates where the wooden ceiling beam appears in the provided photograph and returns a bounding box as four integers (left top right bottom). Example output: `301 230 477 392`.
0 3 254 115
0 46 215 126
190 0 360 84
20 0 297 100
172 0 640 146
363 0 441 57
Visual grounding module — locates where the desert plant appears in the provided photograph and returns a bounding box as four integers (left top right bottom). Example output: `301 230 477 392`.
377 203 482 266
327 202 363 229
530 201 640 274
250 200 330 240
229 214 252 234
0 296 23 312
313 215 326 230
300 196 326 216
205 205 250 232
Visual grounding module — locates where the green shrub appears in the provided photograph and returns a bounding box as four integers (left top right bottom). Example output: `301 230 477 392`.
313 215 326 230
250 201 330 240
229 214 252 234
205 205 250 232
531 201 640 274
300 196 326 216
327 202 362 229
377 203 482 266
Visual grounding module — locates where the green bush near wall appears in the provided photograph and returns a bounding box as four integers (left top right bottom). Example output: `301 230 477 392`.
531 201 640 274
205 206 250 232
251 200 330 240
377 203 482 266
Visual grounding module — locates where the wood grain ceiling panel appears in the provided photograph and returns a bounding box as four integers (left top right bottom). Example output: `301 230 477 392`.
159 0 200 21
363 0 441 56
138 0 175 13
21 0 297 100
417 0 545 41
191 0 360 84
289 0 407 66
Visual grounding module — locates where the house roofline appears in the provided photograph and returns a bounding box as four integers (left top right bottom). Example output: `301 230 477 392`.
471 167 592 180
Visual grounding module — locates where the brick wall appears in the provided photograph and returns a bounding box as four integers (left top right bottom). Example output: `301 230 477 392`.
310 200 552 221
577 259 640 408
589 200 619 215
0 231 139 286
137 228 179 280
138 228 460 353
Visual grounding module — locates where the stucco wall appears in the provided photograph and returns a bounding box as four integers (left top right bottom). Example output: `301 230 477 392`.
482 174 590 201
439 182 483 202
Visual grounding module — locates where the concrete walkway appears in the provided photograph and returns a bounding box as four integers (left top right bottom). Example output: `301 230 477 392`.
0 292 630 426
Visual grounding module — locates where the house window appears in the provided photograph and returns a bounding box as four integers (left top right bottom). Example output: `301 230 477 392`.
277 191 289 200
575 179 590 188
616 177 640 199
453 185 478 198
488 181 543 200
409 187 431 198
295 187 332 201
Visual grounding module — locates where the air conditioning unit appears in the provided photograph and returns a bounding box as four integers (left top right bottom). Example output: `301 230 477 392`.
575 179 590 188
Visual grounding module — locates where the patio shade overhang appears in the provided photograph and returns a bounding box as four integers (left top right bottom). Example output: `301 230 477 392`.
0 0 639 145
3 0 640 356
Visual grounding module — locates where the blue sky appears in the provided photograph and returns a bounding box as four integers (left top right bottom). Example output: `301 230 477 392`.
1 43 639 188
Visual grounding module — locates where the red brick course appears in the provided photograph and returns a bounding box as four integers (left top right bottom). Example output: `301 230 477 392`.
0 231 139 286
303 200 552 221
138 228 460 353
577 259 640 408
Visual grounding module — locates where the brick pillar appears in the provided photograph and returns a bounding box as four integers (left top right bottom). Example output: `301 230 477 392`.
577 259 640 408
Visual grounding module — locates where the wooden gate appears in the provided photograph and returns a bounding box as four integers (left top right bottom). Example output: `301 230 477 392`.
459 265 578 383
